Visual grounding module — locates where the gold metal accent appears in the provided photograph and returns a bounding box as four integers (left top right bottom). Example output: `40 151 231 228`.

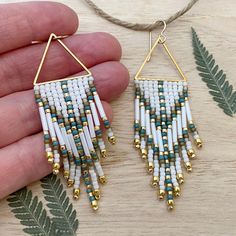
177 173 184 184
187 149 196 159
46 151 53 159
134 138 141 149
67 179 74 187
91 200 99 211
173 186 181 197
148 162 154 174
101 149 107 158
159 189 165 200
151 176 159 187
63 170 70 180
185 162 192 172
99 176 107 184
52 163 60 175
47 158 54 164
195 138 203 148
167 200 174 210
93 189 101 200
147 20 166 62
134 31 187 82
52 169 59 175
33 33 92 85
73 188 80 200
140 149 147 159
108 136 116 145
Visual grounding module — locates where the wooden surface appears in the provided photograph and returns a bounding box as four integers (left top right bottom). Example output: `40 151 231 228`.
1 0 236 235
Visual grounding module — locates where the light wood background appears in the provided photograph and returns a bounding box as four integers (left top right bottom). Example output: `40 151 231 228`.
0 0 236 235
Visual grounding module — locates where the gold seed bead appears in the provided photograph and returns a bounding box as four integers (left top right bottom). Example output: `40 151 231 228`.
167 200 174 210
134 139 141 149
148 162 154 174
73 188 80 200
195 138 203 148
59 123 64 128
94 126 100 131
141 149 147 159
91 200 99 211
174 186 181 197
151 176 159 188
45 109 50 113
101 149 107 158
177 173 184 184
53 163 60 169
38 102 43 107
159 190 165 200
46 151 53 159
93 189 101 200
63 170 70 180
185 162 192 172
47 158 54 164
53 169 59 175
67 129 72 134
99 176 107 184
52 163 60 175
67 179 74 187
60 145 66 151
187 149 196 159
51 137 57 142
108 136 116 145
52 117 57 122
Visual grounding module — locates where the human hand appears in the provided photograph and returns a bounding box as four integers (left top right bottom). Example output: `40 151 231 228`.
0 1 129 199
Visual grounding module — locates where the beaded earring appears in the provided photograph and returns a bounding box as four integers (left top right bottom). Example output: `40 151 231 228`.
133 21 202 210
33 33 115 211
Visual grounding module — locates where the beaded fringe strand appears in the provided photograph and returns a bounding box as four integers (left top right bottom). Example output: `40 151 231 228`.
134 79 202 210
34 76 115 210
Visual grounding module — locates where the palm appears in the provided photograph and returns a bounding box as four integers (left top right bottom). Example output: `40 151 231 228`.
0 1 129 199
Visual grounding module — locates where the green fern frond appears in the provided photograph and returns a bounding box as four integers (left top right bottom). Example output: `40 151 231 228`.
7 188 55 236
192 28 236 117
41 174 78 236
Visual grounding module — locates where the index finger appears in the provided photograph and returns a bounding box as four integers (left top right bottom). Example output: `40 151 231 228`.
0 1 78 54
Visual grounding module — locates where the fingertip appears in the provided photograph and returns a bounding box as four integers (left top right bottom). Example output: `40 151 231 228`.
91 32 122 61
51 2 79 34
93 61 130 101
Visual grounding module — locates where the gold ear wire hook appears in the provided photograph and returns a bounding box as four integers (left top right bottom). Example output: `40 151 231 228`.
159 20 167 43
146 20 167 62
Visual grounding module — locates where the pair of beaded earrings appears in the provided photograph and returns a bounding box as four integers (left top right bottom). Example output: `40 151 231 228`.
34 22 202 211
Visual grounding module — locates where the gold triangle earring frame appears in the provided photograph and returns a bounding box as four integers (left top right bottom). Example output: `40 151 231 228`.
33 33 116 211
135 30 187 82
33 33 92 85
133 21 202 210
